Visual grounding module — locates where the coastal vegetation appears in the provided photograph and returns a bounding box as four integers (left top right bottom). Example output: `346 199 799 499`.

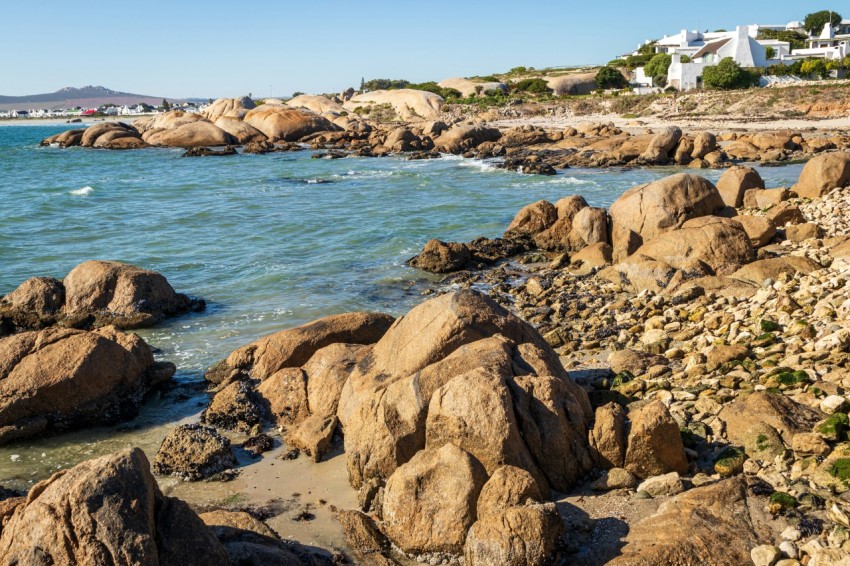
701 57 759 90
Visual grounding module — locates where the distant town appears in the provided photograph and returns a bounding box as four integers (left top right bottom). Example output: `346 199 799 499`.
0 101 208 120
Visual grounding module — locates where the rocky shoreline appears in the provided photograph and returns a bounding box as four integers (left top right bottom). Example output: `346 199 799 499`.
39 94 850 174
5 138 850 564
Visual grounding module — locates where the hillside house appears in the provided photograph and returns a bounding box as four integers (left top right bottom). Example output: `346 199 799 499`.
788 21 850 61
664 26 770 90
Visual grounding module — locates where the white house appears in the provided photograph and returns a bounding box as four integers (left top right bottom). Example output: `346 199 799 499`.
788 21 850 61
667 26 769 90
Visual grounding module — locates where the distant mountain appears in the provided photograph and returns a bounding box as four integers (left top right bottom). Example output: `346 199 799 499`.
0 86 187 111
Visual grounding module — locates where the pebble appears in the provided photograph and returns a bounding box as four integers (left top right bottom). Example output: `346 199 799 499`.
821 394 848 415
781 527 802 542
751 545 781 566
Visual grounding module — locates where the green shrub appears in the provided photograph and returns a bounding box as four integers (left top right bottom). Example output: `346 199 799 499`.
801 58 829 79
406 81 462 99
625 53 653 69
644 53 672 82
702 58 758 90
757 29 807 50
362 78 409 91
595 66 628 89
512 78 553 94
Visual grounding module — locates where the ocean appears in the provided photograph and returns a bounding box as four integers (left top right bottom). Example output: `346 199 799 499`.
0 123 806 489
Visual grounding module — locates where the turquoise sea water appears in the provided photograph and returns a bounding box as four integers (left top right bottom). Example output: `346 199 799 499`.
0 123 806 488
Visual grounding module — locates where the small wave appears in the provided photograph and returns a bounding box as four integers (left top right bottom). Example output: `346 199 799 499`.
70 186 94 196
334 170 396 179
551 176 590 185
457 159 498 172
306 179 332 184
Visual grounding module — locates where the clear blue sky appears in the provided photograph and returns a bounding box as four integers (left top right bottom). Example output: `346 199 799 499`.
0 0 842 98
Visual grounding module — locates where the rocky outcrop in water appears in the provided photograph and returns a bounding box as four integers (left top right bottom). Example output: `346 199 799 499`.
0 326 174 444
0 260 204 335
243 105 341 142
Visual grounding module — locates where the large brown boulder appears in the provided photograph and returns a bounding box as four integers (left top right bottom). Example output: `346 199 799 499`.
0 326 174 444
598 254 680 294
639 126 681 164
407 239 472 273
153 423 236 481
145 121 236 148
630 216 755 276
608 477 769 566
730 256 821 286
203 96 256 122
724 140 760 161
434 124 501 153
476 465 545 520
795 152 850 198
0 276 65 332
382 443 488 555
304 343 366 418
0 448 229 565
337 291 593 491
716 165 765 208
41 128 86 147
93 129 147 149
287 94 346 116
608 173 725 261
624 401 689 479
731 215 776 247
504 200 558 238
214 116 267 143
345 89 445 120
256 367 310 426
589 402 628 469
751 131 797 151
691 132 717 159
62 260 200 329
568 206 609 250
718 392 820 455
81 122 137 147
134 110 206 133
425 366 542 479
243 105 340 142
205 311 394 384
464 503 564 566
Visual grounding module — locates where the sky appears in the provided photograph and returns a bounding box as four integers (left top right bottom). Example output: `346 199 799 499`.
0 0 844 99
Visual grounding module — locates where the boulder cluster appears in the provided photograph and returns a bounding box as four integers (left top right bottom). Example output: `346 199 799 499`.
0 260 201 444
414 149 850 563
197 290 653 563
42 94 850 175
0 259 203 334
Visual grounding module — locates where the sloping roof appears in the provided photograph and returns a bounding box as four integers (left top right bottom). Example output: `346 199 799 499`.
693 38 731 58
